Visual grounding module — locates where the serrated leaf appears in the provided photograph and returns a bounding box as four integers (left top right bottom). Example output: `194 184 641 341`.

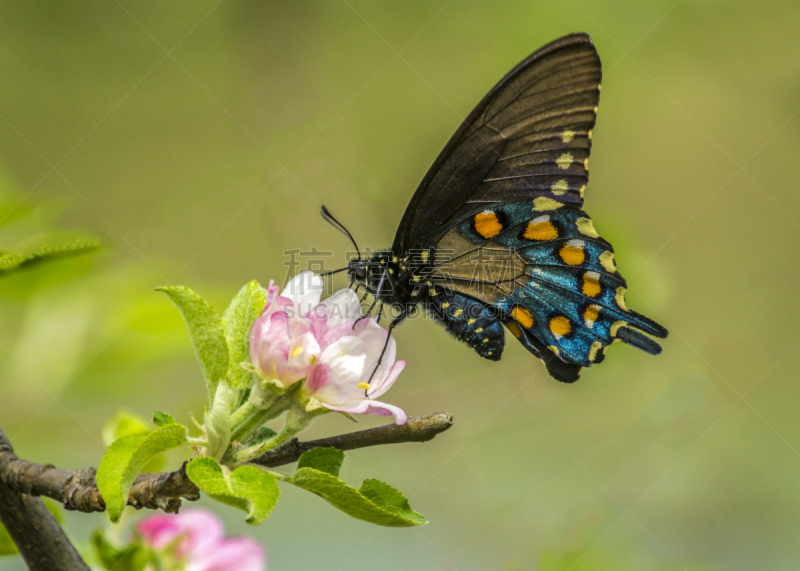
0 234 100 273
291 468 426 527
97 423 188 523
297 447 344 477
222 281 266 388
186 457 279 525
91 529 150 571
152 411 176 427
101 410 150 447
205 383 234 461
245 426 278 447
157 286 229 400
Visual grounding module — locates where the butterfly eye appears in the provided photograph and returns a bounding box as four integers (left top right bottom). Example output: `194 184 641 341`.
354 266 367 281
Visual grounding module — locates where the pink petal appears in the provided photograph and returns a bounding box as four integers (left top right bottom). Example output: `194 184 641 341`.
323 398 407 425
173 509 226 557
305 363 331 394
137 515 183 550
367 360 405 399
187 536 266 571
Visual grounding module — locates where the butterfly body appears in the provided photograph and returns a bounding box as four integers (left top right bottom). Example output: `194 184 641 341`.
337 33 667 383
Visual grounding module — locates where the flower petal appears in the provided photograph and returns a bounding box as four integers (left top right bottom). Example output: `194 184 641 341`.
306 336 366 405
323 398 407 425
354 320 396 387
316 288 362 329
186 536 266 571
137 515 183 550
281 271 323 317
367 360 405 399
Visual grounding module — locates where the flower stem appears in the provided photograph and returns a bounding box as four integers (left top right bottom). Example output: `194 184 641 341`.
229 383 291 444
228 405 314 466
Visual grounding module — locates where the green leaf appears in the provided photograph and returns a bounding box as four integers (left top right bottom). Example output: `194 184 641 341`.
205 382 234 461
0 523 16 556
297 447 344 477
246 426 278 447
157 286 229 400
186 457 279 525
222 281 266 388
290 468 426 527
91 529 150 571
101 410 150 447
97 423 189 523
152 411 176 427
0 235 100 274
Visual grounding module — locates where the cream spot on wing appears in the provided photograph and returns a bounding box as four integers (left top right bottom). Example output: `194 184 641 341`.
556 152 573 170
562 130 575 143
441 302 449 309
588 129 593 140
576 217 599 238
589 341 602 362
599 250 617 273
615 287 629 311
482 338 489 343
475 327 483 333
583 158 589 171
551 179 569 196
593 106 598 114
548 345 560 355
467 318 476 325
597 84 602 91
611 320 627 337
579 184 586 198
533 197 564 211
421 250 429 263
454 308 463 317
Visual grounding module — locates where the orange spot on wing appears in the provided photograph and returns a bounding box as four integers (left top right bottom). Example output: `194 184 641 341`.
583 305 600 325
581 273 601 297
549 315 572 337
474 210 503 239
511 307 534 329
559 242 585 266
523 219 558 241
506 322 523 338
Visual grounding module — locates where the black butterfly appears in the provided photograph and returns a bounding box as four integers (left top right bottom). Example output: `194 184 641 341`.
321 33 667 383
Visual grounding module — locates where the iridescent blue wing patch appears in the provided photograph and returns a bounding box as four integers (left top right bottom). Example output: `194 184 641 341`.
432 199 667 381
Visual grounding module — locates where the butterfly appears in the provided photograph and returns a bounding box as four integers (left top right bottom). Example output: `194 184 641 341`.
321 33 667 383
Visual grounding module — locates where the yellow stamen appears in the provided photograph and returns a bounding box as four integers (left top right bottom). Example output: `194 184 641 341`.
292 346 303 358
357 382 371 390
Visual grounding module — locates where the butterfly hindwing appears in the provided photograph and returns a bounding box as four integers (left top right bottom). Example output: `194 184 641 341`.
426 292 504 361
429 198 667 376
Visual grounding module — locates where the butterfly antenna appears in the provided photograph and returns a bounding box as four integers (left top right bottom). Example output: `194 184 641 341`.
321 205 361 261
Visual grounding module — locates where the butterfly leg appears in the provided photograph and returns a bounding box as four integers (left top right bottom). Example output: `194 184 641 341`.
353 268 388 329
364 310 407 387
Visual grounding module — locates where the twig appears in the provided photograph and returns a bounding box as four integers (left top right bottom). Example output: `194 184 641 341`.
0 413 453 515
251 412 454 467
0 431 89 570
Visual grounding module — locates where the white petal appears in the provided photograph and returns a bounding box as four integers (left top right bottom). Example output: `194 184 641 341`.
310 336 366 406
281 271 324 316
367 360 405 399
355 320 396 387
317 288 362 329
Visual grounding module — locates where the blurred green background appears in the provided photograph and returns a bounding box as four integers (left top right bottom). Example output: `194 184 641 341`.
1 1 799 569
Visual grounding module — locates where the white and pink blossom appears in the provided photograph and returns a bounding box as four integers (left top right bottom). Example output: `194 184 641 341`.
249 272 407 424
137 508 265 571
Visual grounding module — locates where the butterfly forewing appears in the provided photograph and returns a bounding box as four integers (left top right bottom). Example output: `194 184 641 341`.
393 34 601 254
